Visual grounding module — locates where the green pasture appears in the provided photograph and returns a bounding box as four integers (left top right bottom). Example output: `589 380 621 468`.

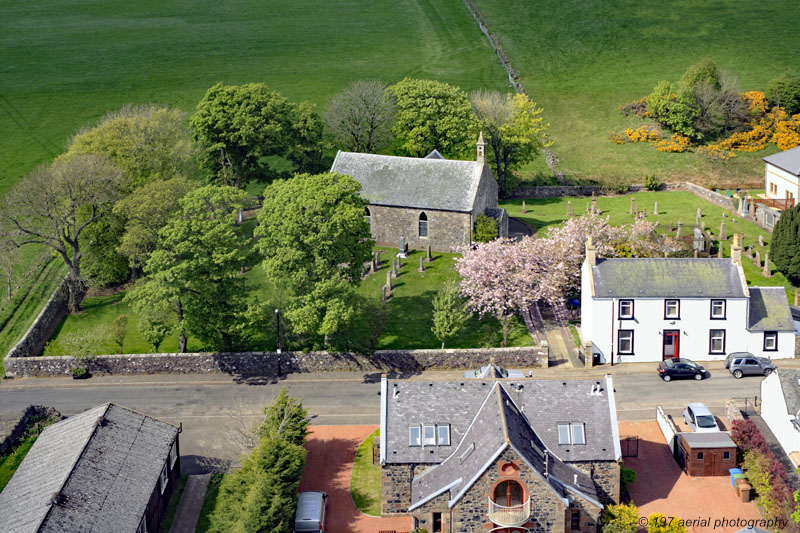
0 0 508 193
476 0 800 184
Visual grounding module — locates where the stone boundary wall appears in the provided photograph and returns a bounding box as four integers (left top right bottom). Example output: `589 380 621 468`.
0 405 61 457
681 182 736 210
5 277 70 361
507 183 688 199
4 346 548 378
751 203 782 234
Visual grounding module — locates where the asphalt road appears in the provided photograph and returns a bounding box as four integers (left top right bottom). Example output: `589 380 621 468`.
0 369 762 472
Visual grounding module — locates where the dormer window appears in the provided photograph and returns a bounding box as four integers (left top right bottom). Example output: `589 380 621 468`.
409 426 421 446
558 422 586 445
423 424 436 446
618 300 633 320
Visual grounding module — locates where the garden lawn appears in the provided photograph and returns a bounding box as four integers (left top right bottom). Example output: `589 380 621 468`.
46 248 533 356
0 0 508 192
501 190 796 298
195 473 224 533
350 429 381 516
475 0 800 184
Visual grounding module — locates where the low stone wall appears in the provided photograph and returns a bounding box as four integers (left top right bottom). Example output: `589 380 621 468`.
5 278 70 361
752 202 782 233
0 405 61 457
682 182 736 210
507 183 687 199
4 346 548 378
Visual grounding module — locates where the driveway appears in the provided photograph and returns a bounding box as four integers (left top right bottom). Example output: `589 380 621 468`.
299 425 413 533
620 421 762 532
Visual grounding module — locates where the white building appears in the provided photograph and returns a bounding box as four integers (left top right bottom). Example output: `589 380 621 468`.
763 146 800 207
761 369 800 460
581 236 795 364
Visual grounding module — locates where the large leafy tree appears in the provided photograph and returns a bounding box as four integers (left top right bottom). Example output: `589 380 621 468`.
113 176 197 272
1 154 125 312
389 78 478 158
431 279 471 349
80 209 129 287
125 185 251 352
191 83 325 187
324 79 396 153
470 91 550 192
255 172 373 345
766 70 800 115
66 104 198 191
771 204 800 285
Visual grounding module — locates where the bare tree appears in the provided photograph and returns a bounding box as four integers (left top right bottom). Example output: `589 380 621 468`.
324 79 396 153
0 237 17 301
1 154 125 313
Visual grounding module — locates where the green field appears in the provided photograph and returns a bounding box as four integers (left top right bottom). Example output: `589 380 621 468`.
475 0 800 184
0 0 509 192
501 190 796 297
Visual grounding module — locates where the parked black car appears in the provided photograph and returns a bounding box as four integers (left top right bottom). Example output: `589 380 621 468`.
657 358 706 381
724 352 776 378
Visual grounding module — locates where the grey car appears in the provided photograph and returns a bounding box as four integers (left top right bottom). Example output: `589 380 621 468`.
725 352 776 379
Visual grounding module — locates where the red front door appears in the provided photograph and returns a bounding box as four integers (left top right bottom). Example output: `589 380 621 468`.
663 330 679 360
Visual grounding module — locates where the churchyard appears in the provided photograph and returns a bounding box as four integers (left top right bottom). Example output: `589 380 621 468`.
501 190 796 299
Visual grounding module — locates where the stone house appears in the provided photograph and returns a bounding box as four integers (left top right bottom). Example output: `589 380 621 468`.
378 375 621 532
581 237 795 364
330 134 508 252
0 403 181 533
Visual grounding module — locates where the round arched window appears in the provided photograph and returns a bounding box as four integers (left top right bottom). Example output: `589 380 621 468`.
493 480 523 507
418 212 428 237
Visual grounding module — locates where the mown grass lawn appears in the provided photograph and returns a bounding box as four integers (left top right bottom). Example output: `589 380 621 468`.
350 429 381 516
45 247 533 356
500 190 796 298
475 0 800 184
0 0 508 193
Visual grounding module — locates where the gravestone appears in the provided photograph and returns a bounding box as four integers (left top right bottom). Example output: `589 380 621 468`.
591 193 597 215
676 220 683 238
522 200 527 213
418 256 425 273
701 221 706 231
398 234 408 259
758 235 764 247
382 285 391 301
755 249 761 267
719 221 726 241
426 244 432 262
630 197 635 215
653 201 658 215
567 200 571 216
391 257 398 278
386 270 393 291
692 227 704 252
763 252 771 277
717 245 723 258
694 249 699 258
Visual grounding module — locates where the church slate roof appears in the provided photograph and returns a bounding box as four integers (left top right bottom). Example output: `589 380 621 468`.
763 146 800 176
0 403 179 533
748 287 795 331
408 383 600 511
381 378 619 466
592 258 747 298
330 151 483 212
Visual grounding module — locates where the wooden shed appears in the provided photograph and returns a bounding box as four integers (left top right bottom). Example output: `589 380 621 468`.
677 432 737 477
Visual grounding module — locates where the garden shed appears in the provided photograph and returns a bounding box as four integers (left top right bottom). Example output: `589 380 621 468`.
676 432 737 477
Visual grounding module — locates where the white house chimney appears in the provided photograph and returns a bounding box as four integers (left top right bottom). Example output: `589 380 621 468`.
585 236 596 267
477 131 486 167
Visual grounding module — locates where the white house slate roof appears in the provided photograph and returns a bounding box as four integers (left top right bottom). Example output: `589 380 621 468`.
763 146 800 175
408 383 600 511
591 258 747 298
0 403 179 533
778 369 800 418
381 377 619 465
330 151 483 212
748 287 795 331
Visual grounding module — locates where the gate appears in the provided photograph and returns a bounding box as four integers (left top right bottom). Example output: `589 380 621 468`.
620 436 638 457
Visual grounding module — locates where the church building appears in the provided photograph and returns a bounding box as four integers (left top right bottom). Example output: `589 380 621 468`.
330 134 507 252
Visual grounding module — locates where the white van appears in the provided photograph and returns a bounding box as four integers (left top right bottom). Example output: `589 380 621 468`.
294 491 328 532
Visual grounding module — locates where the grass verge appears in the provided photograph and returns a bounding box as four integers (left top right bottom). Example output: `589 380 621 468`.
350 429 381 517
195 473 224 533
159 475 188 533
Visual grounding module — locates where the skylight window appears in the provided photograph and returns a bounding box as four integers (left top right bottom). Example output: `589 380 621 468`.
409 426 421 446
437 424 450 446
423 424 436 446
558 422 586 445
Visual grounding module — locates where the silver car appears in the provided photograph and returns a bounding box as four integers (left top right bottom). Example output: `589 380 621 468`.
725 352 776 379
683 402 720 433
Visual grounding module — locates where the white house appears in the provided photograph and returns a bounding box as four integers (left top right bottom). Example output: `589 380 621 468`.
763 146 800 208
761 369 800 460
581 236 795 364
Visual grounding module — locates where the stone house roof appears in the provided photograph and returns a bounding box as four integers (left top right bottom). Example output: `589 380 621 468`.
748 287 795 331
408 382 601 511
330 151 486 212
763 146 800 176
0 403 179 533
380 376 620 467
777 369 800 418
591 258 747 298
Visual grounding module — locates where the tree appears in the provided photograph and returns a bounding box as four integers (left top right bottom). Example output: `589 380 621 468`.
389 78 478 158
137 311 174 352
0 238 18 301
0 154 125 313
324 79 396 153
470 91 550 192
191 83 324 187
255 172 373 346
113 176 197 272
647 513 687 533
601 503 638 533
766 70 800 115
473 213 499 243
771 204 800 285
80 209 129 288
125 185 251 352
66 104 198 191
258 388 310 446
431 279 471 348
112 314 128 353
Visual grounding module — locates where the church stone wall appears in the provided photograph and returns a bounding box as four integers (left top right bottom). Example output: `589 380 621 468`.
368 204 471 253
472 164 500 218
